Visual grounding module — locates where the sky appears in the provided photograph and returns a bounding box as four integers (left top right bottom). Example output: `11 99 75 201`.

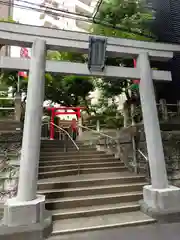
11 0 42 57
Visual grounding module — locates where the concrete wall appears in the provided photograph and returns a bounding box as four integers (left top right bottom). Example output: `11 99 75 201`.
0 0 13 56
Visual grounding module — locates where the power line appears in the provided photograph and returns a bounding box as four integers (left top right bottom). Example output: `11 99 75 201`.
0 0 154 39
17 0 97 20
14 0 154 39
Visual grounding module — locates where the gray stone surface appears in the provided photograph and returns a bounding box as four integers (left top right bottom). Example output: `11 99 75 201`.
3 195 46 226
140 200 180 223
48 223 180 240
0 210 52 240
143 185 180 213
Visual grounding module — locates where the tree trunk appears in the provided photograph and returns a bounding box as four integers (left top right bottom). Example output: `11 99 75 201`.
82 97 90 115
123 101 129 128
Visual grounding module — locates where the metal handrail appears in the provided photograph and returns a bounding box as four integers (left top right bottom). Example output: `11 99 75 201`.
52 122 79 151
137 149 148 161
42 122 79 151
0 107 15 110
78 124 114 140
137 148 150 182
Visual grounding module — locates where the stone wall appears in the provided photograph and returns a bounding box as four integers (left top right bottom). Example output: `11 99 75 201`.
97 124 180 186
0 131 22 212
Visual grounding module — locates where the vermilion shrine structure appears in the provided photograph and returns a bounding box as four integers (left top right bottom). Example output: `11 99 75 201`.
47 106 84 139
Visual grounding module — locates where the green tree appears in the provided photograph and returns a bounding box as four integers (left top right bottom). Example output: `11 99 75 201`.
91 0 155 40
87 97 124 129
0 51 94 109
91 0 155 100
45 51 94 108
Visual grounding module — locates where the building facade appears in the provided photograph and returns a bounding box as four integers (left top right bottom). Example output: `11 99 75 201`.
148 0 180 104
40 0 98 32
0 0 13 56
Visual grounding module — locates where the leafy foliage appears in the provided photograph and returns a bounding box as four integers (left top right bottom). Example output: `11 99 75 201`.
86 0 155 127
87 96 124 129
92 0 155 40
45 51 94 107
91 0 155 100
0 51 94 108
0 16 15 23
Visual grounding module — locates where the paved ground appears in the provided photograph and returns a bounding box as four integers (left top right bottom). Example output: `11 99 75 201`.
50 222 180 240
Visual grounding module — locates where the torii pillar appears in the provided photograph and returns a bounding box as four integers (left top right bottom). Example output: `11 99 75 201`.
3 39 52 238
138 52 180 221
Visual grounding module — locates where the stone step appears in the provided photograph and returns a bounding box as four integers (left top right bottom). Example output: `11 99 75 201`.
51 202 140 220
40 154 114 161
40 149 100 154
39 158 122 166
40 146 96 150
45 192 142 210
38 162 123 172
38 166 126 179
40 152 111 157
41 141 87 146
41 146 92 151
51 211 156 235
38 175 146 191
37 182 145 199
160 123 180 131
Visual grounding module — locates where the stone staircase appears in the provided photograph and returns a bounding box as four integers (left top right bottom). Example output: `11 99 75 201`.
0 120 21 132
37 140 155 237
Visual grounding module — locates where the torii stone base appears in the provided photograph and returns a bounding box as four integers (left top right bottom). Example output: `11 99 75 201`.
140 185 180 223
0 195 52 240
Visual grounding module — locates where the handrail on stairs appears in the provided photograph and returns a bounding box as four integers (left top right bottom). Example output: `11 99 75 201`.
137 148 150 181
78 124 114 139
79 124 151 179
137 149 148 162
51 122 79 151
78 124 118 152
41 122 79 151
41 121 80 174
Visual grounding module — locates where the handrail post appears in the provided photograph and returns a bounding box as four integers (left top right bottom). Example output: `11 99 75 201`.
123 102 129 128
159 99 168 121
78 117 83 137
96 120 100 132
14 93 22 122
177 100 180 116
132 136 138 173
131 104 135 126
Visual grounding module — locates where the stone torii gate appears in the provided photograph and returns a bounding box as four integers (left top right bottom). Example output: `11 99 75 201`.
0 22 180 238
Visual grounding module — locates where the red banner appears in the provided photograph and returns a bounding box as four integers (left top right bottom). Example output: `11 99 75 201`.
18 48 29 78
133 59 140 85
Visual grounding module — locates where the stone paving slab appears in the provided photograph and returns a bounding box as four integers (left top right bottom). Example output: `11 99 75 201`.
48 222 180 240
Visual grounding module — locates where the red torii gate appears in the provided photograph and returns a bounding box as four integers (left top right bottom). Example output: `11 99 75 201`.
47 107 85 140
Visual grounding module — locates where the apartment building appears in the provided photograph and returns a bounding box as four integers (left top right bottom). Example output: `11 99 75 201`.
39 0 98 31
